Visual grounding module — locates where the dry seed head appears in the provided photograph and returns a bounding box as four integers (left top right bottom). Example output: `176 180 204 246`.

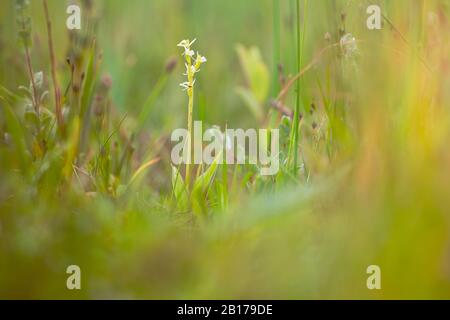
340 33 358 58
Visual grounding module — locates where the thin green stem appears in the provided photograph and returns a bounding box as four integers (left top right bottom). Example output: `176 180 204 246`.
293 0 308 175
185 56 194 189
272 0 281 97
43 0 64 135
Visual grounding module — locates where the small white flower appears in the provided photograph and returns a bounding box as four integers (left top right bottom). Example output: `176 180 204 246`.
183 63 198 76
177 38 196 49
177 39 197 57
197 52 207 63
179 79 195 91
179 82 190 91
183 48 195 57
177 40 189 48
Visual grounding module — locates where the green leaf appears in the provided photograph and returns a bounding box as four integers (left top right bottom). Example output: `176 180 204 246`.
79 41 100 153
191 152 222 216
0 99 30 175
0 84 22 105
171 165 188 211
192 151 222 196
235 44 269 103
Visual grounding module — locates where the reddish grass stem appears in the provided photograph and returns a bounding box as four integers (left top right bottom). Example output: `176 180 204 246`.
43 0 64 134
21 26 39 116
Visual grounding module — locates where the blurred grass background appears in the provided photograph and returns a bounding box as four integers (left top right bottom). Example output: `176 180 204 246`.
0 0 450 299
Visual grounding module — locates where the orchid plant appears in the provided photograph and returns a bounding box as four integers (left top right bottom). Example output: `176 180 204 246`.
177 38 207 188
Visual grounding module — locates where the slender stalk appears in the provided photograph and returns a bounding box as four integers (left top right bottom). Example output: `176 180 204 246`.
272 0 281 97
289 0 301 175
291 0 307 176
177 39 206 190
43 0 64 134
268 0 282 150
185 56 194 189
18 12 39 116
24 46 39 115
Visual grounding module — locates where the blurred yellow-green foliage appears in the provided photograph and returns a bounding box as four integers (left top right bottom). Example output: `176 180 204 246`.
0 0 450 299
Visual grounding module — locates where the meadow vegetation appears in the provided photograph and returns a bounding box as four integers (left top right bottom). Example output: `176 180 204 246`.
0 0 449 298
